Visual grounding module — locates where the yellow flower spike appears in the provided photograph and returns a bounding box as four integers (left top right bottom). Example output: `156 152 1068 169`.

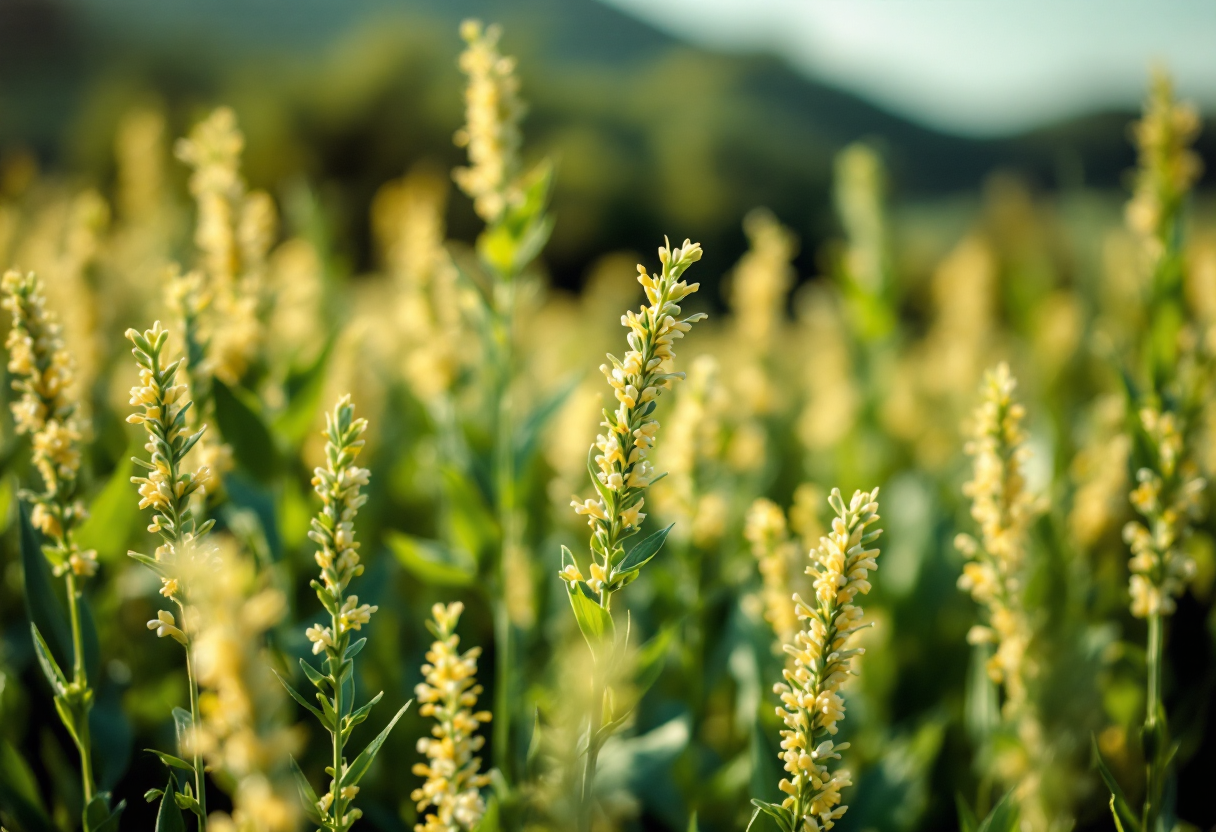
763 487 879 832
412 602 492 832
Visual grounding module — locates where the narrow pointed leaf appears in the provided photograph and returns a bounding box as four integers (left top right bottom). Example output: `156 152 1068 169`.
20 504 71 668
154 776 185 832
341 700 412 789
273 670 327 726
1092 737 1142 832
615 524 673 576
290 756 324 825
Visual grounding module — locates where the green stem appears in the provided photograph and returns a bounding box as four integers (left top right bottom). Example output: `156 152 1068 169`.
492 277 518 779
183 632 207 829
579 671 605 832
332 640 346 831
64 570 94 805
1143 612 1164 832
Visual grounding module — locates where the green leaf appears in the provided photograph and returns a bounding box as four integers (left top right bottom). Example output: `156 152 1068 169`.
567 581 614 650
344 690 384 735
614 524 673 577
514 374 580 471
20 504 71 669
474 794 501 832
687 812 699 832
976 789 1018 832
154 776 185 832
299 658 328 691
31 624 68 696
1092 737 1142 832
172 790 202 818
387 532 477 587
128 551 169 577
83 793 125 832
441 466 497 562
634 623 676 698
147 750 194 772
75 454 139 560
341 700 412 789
273 336 336 446
213 379 281 482
0 738 54 832
290 756 324 825
274 670 328 727
749 799 795 832
956 793 979 832
172 708 194 761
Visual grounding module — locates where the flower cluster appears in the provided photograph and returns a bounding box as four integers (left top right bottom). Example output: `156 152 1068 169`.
411 602 492 832
305 395 375 657
190 540 301 832
176 106 273 385
652 354 727 547
745 498 799 648
452 19 524 225
374 168 468 402
126 322 214 559
955 363 1039 710
1124 408 1205 618
774 488 881 832
1 270 96 576
564 239 706 592
1125 70 1203 254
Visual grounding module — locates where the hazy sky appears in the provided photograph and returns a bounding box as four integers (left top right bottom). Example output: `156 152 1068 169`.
599 0 1216 136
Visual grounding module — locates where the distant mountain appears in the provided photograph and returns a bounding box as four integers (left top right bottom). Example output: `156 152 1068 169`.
0 0 1210 290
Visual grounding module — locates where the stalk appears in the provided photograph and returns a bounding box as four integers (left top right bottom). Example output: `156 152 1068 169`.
65 571 94 804
182 629 208 827
1142 612 1164 832
491 280 517 778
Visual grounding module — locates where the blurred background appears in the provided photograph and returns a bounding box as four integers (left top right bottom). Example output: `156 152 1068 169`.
1 2 1215 832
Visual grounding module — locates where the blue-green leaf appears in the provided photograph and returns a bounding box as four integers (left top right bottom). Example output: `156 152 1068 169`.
274 336 336 446
274 670 328 727
213 380 281 482
154 775 185 832
147 750 194 772
83 793 125 832
514 374 580 471
1092 737 1141 832
0 738 53 832
341 700 412 789
387 532 477 587
31 624 68 696
956 794 979 832
20 503 71 669
75 454 139 560
614 524 673 576
976 789 1019 832
290 756 324 824
567 581 614 650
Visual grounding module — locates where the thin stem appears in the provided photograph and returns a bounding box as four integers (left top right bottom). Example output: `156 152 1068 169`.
579 672 605 832
492 277 517 779
183 629 208 829
1142 612 1164 832
64 571 94 804
332 635 347 831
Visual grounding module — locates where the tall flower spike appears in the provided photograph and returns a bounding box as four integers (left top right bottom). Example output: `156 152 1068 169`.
1124 407 1204 619
127 320 220 826
411 602 492 832
1125 70 1203 257
453 19 525 224
125 321 215 554
296 395 411 832
768 487 881 832
745 498 799 650
2 269 95 576
564 239 707 594
954 363 1038 710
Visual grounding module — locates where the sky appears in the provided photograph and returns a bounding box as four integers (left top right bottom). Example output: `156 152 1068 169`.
598 0 1216 136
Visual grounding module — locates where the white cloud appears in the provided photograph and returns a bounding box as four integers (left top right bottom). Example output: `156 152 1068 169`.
599 0 1216 136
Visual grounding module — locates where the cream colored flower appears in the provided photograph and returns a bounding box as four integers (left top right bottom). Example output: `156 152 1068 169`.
412 602 492 832
773 488 880 832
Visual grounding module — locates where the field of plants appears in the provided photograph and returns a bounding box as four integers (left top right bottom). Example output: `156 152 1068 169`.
0 13 1214 832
